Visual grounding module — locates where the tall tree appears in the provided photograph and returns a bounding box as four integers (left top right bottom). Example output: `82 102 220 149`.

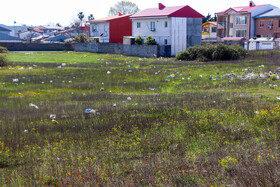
88 14 95 21
77 12 85 26
203 13 217 23
108 1 140 16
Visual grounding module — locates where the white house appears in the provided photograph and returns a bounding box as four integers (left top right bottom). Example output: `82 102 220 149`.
130 3 204 56
202 22 217 40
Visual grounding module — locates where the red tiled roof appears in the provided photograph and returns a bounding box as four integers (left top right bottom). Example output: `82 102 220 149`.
130 5 204 18
88 15 131 22
216 4 267 14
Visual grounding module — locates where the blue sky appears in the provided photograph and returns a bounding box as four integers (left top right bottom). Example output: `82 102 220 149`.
1 0 280 26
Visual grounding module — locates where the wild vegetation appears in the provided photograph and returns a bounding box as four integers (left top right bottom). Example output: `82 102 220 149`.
176 43 247 61
0 51 279 186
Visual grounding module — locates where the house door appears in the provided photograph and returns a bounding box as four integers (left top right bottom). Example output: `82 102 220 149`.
256 42 260 50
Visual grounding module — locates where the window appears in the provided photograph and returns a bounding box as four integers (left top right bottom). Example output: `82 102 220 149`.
203 26 209 33
236 30 247 37
279 19 280 27
137 22 141 28
165 21 168 28
259 20 264 28
151 22 156 31
236 16 247 25
164 39 168 45
269 19 274 26
229 23 233 28
211 27 217 33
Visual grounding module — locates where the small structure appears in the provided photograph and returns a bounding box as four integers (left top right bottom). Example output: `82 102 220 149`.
248 37 274 50
216 1 276 40
202 22 217 40
88 13 132 43
254 8 280 38
130 3 204 56
44 35 69 42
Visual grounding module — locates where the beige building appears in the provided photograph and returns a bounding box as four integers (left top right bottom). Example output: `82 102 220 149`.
216 1 276 40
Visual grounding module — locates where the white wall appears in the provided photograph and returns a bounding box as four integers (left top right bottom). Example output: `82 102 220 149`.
132 18 171 45
171 17 187 56
90 22 110 40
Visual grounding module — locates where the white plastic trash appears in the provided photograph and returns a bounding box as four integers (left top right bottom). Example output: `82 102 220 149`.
29 103 39 109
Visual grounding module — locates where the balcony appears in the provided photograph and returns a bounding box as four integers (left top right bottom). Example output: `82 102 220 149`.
217 22 226 29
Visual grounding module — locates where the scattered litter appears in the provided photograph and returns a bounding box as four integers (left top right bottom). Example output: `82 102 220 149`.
50 80 53 83
18 67 24 70
85 109 96 114
42 82 45 84
100 88 105 91
259 65 265 68
277 97 280 100
168 74 175 78
128 70 132 73
52 120 59 124
254 111 259 114
13 79 19 82
49 114 56 120
62 63 66 66
24 129 28 133
200 75 202 78
113 104 117 107
57 66 62 68
29 103 39 109
127 97 132 101
107 71 111 74
68 81 72 83
28 67 33 70
149 88 156 91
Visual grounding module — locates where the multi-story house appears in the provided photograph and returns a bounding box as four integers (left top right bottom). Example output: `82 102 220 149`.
130 3 204 56
255 8 280 38
88 13 132 43
216 1 276 40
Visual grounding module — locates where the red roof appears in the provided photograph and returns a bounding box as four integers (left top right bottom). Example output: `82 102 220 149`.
88 15 131 22
216 4 267 14
130 4 204 18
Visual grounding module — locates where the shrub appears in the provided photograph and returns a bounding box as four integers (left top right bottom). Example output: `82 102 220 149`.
74 34 92 43
0 55 7 67
176 43 247 61
270 74 277 81
0 46 8 53
135 36 143 45
144 36 157 45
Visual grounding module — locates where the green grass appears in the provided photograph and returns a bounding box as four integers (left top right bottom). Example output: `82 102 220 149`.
0 51 280 186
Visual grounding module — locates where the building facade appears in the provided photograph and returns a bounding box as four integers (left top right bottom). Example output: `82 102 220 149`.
255 8 280 38
88 14 132 43
216 1 276 40
130 3 204 56
202 22 217 39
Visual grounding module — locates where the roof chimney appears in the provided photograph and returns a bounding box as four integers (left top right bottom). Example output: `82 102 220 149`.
159 3 166 10
249 1 256 7
118 12 123 16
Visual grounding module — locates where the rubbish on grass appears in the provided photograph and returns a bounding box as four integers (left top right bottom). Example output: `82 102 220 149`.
62 63 66 66
50 114 56 120
113 104 117 107
127 97 132 101
85 109 96 114
149 88 156 91
57 66 62 68
100 88 105 91
13 79 19 82
167 74 175 78
24 129 28 133
52 120 58 124
107 71 111 74
29 103 39 109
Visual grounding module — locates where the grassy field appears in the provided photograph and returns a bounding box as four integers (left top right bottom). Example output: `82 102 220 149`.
0 51 279 186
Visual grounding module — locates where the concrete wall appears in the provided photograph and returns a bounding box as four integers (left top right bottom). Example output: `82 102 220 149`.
0 43 74 51
171 17 187 56
75 42 171 57
187 18 202 48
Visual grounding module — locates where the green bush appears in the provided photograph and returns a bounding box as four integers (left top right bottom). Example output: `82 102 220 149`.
176 43 247 61
135 36 143 45
74 34 92 43
144 36 157 45
0 46 8 53
270 74 277 81
0 55 7 66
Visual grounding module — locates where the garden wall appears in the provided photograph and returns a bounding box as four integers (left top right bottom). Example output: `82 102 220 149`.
0 43 74 51
74 43 171 57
